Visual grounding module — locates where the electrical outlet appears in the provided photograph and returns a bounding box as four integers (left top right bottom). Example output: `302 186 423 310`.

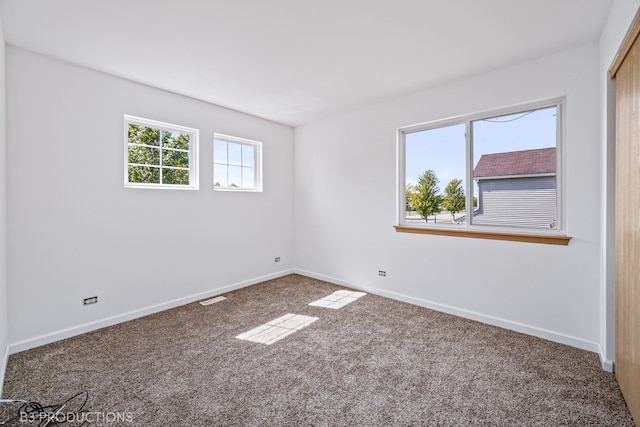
378 270 386 277
83 296 98 305
275 257 281 262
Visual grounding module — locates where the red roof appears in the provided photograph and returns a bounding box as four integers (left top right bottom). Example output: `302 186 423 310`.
473 147 556 178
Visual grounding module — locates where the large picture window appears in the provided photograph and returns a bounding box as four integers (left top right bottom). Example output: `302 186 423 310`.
398 99 564 235
124 115 199 190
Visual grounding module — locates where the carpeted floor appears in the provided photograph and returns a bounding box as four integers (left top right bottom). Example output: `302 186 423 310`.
1 274 635 426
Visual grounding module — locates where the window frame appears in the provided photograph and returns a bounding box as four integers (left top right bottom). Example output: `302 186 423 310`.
396 98 570 245
213 133 263 192
124 115 199 190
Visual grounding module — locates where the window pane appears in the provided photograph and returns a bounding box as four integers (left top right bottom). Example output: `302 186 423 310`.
127 124 141 144
228 165 242 188
125 116 198 189
228 142 242 166
214 140 228 164
162 149 189 168
163 131 190 150
128 165 160 184
405 123 466 224
242 167 255 189
213 135 262 191
163 168 189 185
128 145 160 166
471 106 557 230
242 144 255 167
214 164 228 187
128 125 160 146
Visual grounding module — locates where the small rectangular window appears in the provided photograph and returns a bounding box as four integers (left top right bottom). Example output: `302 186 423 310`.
213 134 262 191
399 99 563 234
124 115 199 190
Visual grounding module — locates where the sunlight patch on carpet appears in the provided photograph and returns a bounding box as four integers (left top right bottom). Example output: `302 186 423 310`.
236 313 318 345
309 290 367 309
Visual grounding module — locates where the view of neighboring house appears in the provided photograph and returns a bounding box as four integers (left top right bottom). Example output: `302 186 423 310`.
472 147 557 229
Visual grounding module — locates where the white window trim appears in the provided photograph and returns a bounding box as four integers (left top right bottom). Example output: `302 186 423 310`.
213 133 263 192
124 115 199 190
396 98 566 237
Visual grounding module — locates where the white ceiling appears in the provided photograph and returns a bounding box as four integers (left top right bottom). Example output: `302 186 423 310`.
0 0 613 127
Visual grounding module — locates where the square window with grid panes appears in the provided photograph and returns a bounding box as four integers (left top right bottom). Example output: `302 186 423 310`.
213 134 262 191
125 115 199 190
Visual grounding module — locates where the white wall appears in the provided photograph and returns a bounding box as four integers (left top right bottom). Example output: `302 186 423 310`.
6 48 294 349
0 14 8 394
599 0 640 371
3 7 635 374
294 44 603 353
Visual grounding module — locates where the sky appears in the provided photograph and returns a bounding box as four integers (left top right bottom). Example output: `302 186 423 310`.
405 106 558 192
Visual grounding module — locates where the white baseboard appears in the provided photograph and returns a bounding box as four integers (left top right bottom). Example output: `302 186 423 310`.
294 268 602 356
598 344 615 372
6 268 609 373
0 344 8 397
7 269 294 355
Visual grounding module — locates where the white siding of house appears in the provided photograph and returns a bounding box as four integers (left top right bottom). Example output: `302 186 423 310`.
474 176 556 229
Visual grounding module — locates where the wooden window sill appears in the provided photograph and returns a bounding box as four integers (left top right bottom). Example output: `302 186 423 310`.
394 225 571 246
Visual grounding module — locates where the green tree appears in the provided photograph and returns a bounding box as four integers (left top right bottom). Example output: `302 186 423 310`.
443 178 465 222
405 183 417 213
411 170 442 223
127 125 190 185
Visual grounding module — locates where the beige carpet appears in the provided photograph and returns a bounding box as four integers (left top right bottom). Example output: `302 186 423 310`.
1 274 634 426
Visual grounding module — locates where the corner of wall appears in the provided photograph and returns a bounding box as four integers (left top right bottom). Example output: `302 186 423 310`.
599 343 615 373
0 347 7 397
598 0 640 373
0 12 8 396
0 10 9 397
